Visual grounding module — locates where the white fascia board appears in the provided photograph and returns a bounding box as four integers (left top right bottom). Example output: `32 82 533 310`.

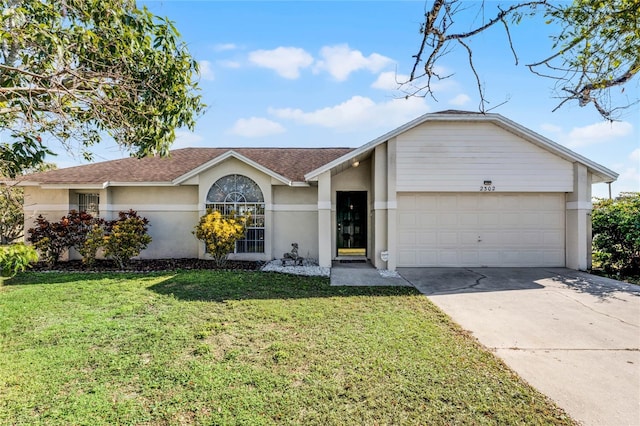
40 183 105 190
101 181 176 188
172 150 292 186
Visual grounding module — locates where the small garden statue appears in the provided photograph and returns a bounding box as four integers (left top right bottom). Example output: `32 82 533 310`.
281 242 303 266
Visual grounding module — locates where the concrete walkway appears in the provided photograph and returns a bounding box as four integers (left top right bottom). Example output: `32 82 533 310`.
398 268 640 426
330 261 411 286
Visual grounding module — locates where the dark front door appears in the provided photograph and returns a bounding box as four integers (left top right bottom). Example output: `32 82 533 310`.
337 191 367 256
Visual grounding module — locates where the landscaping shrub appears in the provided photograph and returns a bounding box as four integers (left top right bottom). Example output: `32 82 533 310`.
592 192 640 276
102 210 152 268
78 221 106 266
194 209 248 266
27 210 97 266
27 215 70 266
0 243 38 283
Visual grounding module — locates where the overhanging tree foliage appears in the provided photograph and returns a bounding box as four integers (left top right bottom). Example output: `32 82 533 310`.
407 0 639 120
0 0 204 177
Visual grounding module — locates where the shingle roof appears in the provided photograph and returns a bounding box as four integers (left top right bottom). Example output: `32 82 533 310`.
20 147 355 185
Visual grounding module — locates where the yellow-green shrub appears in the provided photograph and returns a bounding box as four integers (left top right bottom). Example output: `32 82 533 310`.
194 209 248 266
0 243 38 283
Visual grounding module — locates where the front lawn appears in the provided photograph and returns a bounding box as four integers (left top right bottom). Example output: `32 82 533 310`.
0 271 574 425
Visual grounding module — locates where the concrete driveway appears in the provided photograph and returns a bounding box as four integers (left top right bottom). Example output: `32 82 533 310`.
398 268 640 426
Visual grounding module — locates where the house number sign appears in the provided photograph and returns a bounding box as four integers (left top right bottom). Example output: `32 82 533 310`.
479 185 496 192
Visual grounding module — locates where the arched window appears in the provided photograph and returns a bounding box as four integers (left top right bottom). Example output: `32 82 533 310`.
206 174 265 253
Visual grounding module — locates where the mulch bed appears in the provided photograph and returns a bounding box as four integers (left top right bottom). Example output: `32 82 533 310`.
29 258 264 273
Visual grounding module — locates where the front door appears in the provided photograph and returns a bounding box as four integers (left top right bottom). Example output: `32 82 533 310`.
337 191 367 256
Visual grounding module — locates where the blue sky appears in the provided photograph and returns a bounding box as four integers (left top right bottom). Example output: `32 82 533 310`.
53 1 639 198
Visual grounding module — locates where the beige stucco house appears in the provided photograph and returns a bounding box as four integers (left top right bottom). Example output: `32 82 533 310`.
16 111 617 271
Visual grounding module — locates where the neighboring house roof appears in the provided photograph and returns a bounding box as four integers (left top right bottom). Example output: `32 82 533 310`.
304 111 619 184
16 147 354 187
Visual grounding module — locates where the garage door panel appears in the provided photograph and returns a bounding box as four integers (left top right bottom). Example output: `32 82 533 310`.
460 232 479 245
521 212 540 226
398 249 417 265
459 213 478 226
544 232 564 245
500 213 520 226
438 232 458 245
460 251 479 264
479 213 500 226
543 212 564 228
438 195 458 209
416 196 435 210
419 251 438 264
438 214 458 226
520 231 542 245
398 195 416 209
398 193 565 267
438 250 459 265
418 213 437 227
398 230 416 245
398 212 417 227
417 231 437 245
545 250 564 264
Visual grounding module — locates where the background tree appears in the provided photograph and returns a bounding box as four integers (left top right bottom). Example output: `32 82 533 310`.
407 0 639 120
0 163 56 244
0 0 204 177
0 182 23 244
592 192 640 276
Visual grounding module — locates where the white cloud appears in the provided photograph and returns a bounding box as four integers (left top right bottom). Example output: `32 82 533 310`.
218 60 241 69
229 117 286 138
248 47 313 79
371 71 408 90
198 60 215 81
566 121 633 148
269 95 428 131
629 148 640 162
612 166 640 194
315 44 393 81
214 43 237 51
540 123 563 134
173 130 204 149
448 93 471 106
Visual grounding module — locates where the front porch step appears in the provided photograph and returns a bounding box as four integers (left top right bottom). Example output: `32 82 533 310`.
335 255 368 263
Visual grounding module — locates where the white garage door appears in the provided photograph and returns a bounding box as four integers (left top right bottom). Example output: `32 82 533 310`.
397 193 565 267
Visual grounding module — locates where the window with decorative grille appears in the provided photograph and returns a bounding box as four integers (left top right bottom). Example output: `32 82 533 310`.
205 174 265 253
78 193 100 217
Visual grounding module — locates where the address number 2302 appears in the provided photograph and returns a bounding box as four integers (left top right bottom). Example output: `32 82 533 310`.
480 185 496 192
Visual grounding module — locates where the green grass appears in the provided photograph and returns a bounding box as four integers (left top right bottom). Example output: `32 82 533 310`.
0 271 575 425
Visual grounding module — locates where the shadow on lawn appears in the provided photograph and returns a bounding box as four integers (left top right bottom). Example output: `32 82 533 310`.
148 270 419 302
